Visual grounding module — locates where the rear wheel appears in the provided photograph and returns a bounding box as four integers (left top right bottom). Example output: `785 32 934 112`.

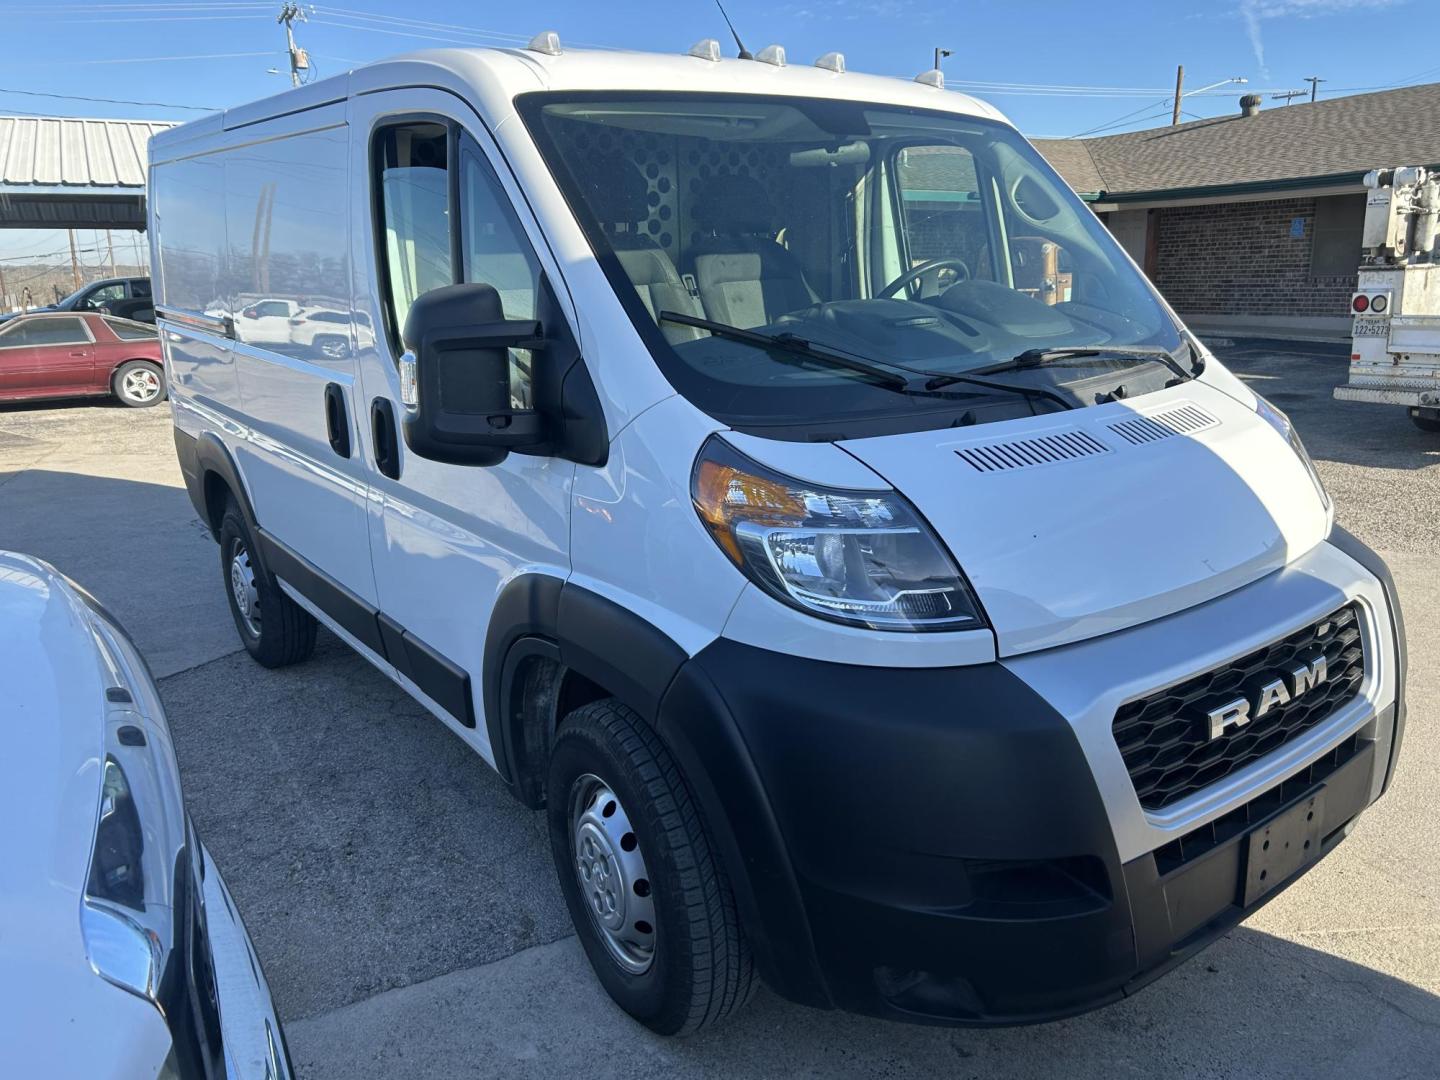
1411 408 1440 433
547 698 756 1035
112 360 166 407
217 498 316 668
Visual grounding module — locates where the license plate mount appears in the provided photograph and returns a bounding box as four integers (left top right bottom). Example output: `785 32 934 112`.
1242 789 1326 907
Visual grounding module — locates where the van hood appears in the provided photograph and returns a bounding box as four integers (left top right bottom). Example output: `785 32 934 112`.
839 381 1331 656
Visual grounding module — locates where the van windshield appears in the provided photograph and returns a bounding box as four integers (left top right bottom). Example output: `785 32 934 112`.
520 92 1183 437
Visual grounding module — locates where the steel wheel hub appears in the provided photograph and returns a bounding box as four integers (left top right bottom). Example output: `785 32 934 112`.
122 368 161 402
570 774 656 975
229 542 261 638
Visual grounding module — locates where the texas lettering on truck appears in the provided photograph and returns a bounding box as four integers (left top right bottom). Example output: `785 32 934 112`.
148 35 1408 1033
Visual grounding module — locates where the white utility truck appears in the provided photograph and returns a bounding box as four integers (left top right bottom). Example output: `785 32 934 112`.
1336 165 1440 432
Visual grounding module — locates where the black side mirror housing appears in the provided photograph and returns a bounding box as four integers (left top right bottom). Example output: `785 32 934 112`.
399 282 546 467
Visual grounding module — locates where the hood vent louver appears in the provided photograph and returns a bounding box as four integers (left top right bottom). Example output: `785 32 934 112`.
1108 403 1219 446
956 430 1110 473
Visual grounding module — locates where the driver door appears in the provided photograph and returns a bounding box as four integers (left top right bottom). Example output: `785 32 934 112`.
346 88 578 761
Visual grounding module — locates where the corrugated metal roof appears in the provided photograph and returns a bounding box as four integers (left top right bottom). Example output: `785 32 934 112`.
0 115 176 190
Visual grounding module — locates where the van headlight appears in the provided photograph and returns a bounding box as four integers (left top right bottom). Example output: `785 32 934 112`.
1253 395 1331 510
691 437 986 632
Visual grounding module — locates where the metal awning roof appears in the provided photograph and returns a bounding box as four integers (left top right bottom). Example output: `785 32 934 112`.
0 115 177 229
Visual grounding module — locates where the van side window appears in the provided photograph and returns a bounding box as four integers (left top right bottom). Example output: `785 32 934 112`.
375 123 453 339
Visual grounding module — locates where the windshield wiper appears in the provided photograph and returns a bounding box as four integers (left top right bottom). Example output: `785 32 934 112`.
659 310 1074 411
660 310 912 391
968 344 1194 383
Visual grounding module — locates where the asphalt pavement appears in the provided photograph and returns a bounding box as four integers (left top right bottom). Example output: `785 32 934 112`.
1 341 1437 1079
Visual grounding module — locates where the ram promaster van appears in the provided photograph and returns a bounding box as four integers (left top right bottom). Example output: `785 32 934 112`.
149 38 1408 1034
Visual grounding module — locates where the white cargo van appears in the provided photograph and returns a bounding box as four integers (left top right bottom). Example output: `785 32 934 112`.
149 38 1407 1034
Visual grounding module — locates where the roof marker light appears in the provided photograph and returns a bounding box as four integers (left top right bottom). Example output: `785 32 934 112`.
915 68 944 89
756 44 787 67
526 31 562 56
689 38 723 62
814 52 845 73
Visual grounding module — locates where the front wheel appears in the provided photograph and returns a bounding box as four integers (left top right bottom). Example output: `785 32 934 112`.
547 698 756 1035
1411 408 1440 433
112 360 166 407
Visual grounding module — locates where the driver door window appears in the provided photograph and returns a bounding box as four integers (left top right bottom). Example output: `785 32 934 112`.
375 121 540 408
80 283 125 310
893 146 994 295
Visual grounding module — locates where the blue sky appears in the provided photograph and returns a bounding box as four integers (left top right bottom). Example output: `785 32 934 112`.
1 0 1437 265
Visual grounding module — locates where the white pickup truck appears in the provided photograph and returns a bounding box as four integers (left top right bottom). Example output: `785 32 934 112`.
1336 165 1440 433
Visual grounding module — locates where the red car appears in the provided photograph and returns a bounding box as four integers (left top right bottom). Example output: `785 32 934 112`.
0 312 166 408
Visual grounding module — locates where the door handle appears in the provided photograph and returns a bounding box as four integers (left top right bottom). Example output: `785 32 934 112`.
370 397 401 480
323 382 351 458
69 350 88 357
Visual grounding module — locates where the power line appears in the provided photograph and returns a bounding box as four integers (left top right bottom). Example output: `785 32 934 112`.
4 51 276 66
1069 98 1173 138
0 2 270 10
306 15 542 49
308 7 621 51
0 86 217 111
311 6 534 42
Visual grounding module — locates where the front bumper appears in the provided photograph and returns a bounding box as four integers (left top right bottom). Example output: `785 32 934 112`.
656 532 1406 1025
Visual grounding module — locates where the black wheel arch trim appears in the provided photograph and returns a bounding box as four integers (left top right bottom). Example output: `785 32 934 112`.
653 654 833 1009
481 577 825 1005
483 574 688 787
1327 524 1408 792
178 428 259 541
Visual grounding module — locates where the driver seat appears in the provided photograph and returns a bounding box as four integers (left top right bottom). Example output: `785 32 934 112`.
687 173 818 329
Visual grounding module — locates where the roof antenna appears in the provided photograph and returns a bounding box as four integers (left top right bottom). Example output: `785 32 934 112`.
715 0 752 59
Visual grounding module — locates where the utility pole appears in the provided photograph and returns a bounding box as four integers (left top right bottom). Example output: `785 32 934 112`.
277 4 310 87
1272 89 1307 106
68 229 81 290
105 229 116 277
1305 75 1326 102
1171 65 1185 125
0 263 7 311
933 47 952 72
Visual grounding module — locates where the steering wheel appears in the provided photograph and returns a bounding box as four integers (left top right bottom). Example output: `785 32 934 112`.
877 257 971 300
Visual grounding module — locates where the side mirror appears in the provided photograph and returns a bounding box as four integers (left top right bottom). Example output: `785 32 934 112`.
398 282 546 467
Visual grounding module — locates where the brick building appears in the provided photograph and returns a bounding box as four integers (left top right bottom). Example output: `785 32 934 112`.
1034 84 1440 339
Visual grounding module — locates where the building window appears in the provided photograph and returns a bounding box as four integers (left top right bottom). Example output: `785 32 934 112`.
1310 194 1365 277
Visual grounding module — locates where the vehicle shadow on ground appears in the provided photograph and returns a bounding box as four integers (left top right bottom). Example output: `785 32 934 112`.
160 630 1440 1079
159 632 577 1022
1217 342 1440 473
0 470 235 678
287 926 1440 1079
0 395 130 413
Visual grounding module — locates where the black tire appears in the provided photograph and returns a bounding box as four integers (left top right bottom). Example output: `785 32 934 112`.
547 698 756 1035
217 498 316 668
1410 409 1440 434
112 360 167 408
